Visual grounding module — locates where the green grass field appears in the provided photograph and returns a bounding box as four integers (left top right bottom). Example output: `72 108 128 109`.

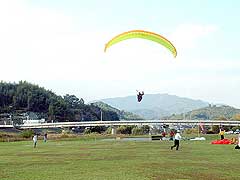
0 135 239 180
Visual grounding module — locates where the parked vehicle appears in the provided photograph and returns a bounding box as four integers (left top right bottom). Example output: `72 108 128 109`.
225 130 234 134
234 129 240 134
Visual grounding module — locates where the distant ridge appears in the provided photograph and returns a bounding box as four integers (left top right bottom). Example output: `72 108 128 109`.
100 93 209 119
167 105 240 120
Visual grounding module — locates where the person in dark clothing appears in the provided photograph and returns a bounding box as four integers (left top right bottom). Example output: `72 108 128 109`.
43 133 47 142
137 91 144 102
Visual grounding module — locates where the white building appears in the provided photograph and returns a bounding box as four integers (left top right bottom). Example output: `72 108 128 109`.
23 116 45 125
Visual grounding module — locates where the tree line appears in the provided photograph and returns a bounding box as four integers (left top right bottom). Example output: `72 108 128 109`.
166 105 240 121
0 81 119 123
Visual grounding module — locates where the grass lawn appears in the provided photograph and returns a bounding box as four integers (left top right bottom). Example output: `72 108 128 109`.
0 135 239 180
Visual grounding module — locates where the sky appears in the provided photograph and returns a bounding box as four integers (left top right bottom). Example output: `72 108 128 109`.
0 0 240 107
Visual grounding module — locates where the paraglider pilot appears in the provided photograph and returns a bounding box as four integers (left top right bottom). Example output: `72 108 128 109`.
137 91 144 102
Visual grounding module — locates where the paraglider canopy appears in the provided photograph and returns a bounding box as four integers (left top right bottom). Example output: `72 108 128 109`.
104 30 177 57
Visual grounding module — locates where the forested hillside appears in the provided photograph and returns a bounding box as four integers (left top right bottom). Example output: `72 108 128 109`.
0 81 119 124
92 101 144 120
166 105 240 120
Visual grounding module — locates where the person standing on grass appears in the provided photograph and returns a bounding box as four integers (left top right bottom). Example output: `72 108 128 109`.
162 131 166 137
171 130 181 150
169 130 175 141
43 133 47 142
33 134 38 148
235 133 240 149
219 128 225 140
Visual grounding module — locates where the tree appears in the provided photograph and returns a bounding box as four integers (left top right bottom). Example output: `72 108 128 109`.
215 116 228 120
0 81 121 122
117 125 133 134
232 114 240 121
48 105 54 121
211 125 220 134
64 94 84 109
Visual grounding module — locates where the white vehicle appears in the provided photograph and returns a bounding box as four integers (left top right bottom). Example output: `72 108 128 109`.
234 129 240 134
225 131 234 134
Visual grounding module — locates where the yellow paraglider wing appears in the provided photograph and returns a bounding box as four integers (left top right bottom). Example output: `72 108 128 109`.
104 30 177 57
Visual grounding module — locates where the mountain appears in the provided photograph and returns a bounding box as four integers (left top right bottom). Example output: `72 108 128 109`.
91 101 144 120
167 105 240 120
100 93 209 119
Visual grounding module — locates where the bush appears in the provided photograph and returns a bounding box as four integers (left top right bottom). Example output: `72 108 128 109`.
90 126 106 134
60 134 69 138
222 126 231 131
142 125 150 134
184 128 198 134
131 127 144 135
206 131 215 134
232 127 240 131
62 129 71 134
105 127 112 134
21 130 34 138
211 125 220 134
116 125 133 134
83 128 91 134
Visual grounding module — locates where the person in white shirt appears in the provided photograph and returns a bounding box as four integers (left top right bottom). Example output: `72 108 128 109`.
33 134 38 148
171 130 181 150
